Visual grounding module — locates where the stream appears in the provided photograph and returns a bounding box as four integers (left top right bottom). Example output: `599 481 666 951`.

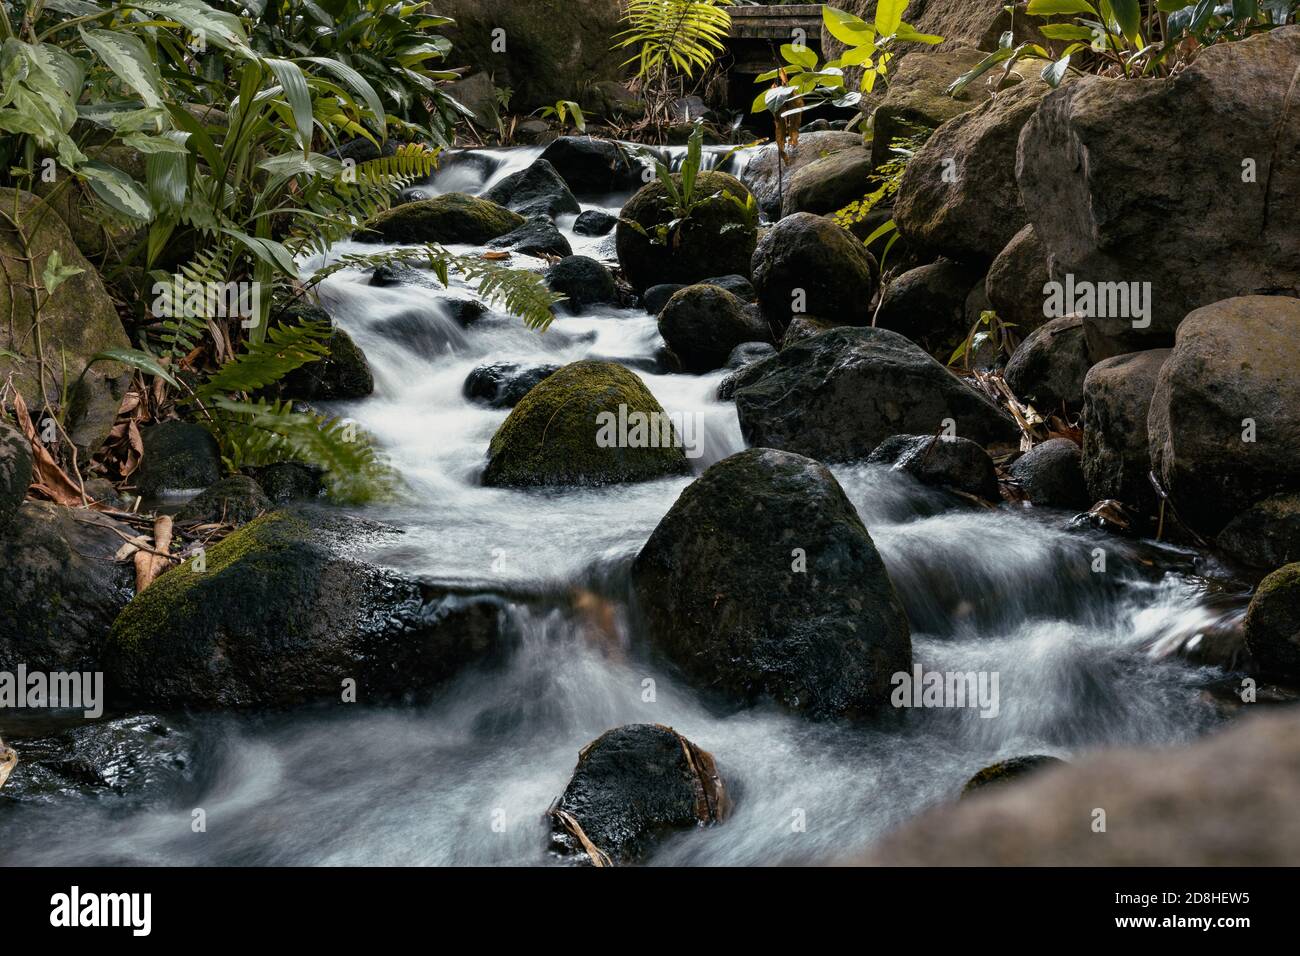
0 145 1244 866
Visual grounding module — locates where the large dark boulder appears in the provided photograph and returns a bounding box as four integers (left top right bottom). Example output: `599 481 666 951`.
1081 349 1170 515
136 421 221 497
358 193 524 244
867 433 999 501
103 512 514 708
1010 438 1088 511
985 223 1051 336
1244 563 1300 681
873 259 982 360
781 146 873 217
573 209 618 236
869 44 992 166
895 74 1054 264
487 216 573 258
1003 315 1090 415
548 724 728 866
539 136 645 195
483 361 689 487
1217 493 1300 570
0 417 33 530
463 362 560 409
751 213 877 332
738 131 863 219
631 447 912 718
0 502 133 673
734 326 1017 461
657 285 772 374
1017 27 1300 353
1148 296 1300 536
544 256 618 313
615 172 757 292
484 159 579 219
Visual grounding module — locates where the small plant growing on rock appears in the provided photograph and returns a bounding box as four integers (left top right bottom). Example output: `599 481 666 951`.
535 99 588 134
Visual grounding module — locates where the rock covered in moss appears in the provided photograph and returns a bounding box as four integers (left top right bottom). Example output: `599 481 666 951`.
136 421 222 497
1 417 33 530
549 724 728 865
657 284 771 374
615 171 757 292
1244 563 1300 681
545 255 619 313
0 502 133 673
358 192 524 244
482 360 689 488
244 462 323 503
963 755 1064 796
103 511 514 708
751 212 877 332
176 475 270 526
781 145 872 218
631 448 911 718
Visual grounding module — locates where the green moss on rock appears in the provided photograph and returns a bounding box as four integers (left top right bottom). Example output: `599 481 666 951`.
1244 562 1300 680
483 360 690 488
358 193 525 245
615 172 757 292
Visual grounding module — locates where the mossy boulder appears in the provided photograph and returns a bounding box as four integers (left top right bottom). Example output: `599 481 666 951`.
135 421 222 497
615 172 757 292
657 284 772 374
483 361 689 488
1244 563 1300 681
176 475 270 526
751 212 878 332
358 192 524 245
0 189 130 455
103 511 514 708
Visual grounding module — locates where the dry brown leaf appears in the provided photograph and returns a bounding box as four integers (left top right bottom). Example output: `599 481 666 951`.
12 389 84 506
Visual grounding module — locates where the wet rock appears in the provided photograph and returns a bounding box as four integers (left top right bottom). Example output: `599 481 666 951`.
0 189 131 457
1003 315 1089 414
358 193 524 244
962 755 1064 796
735 326 1018 462
544 256 619 314
1 417 33 530
482 361 689 488
368 261 439 288
539 136 644 195
0 715 196 803
1148 296 1300 537
726 342 777 370
548 723 728 865
616 171 757 292
0 502 133 673
1081 349 1170 515
573 209 618 236
1017 27 1300 352
985 223 1051 336
103 511 515 708
1217 493 1300 570
701 274 756 301
1244 563 1300 681
463 362 561 409
244 462 323 503
867 433 999 501
643 283 685 315
866 708 1300 864
486 215 573 258
278 305 374 401
752 213 877 332
895 75 1054 264
739 131 863 219
136 421 221 497
874 259 983 360
176 475 271 526
1010 439 1088 511
632 448 911 717
657 285 772 374
484 158 579 219
781 146 873 217
870 44 993 166
781 315 836 349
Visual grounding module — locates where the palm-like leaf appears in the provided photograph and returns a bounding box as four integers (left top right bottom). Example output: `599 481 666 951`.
615 0 734 79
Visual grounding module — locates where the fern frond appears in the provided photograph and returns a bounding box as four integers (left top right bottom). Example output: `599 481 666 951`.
205 396 398 504
192 318 332 400
151 243 237 357
616 0 734 79
307 245 564 331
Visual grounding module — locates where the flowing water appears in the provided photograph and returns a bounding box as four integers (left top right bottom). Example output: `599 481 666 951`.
0 145 1244 866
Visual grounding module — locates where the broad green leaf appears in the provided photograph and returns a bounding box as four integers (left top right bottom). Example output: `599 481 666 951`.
1109 0 1144 45
875 0 908 35
301 56 387 135
1026 0 1100 14
86 347 179 387
781 43 819 69
265 57 315 151
822 5 875 47
80 161 153 220
1039 23 1099 39
79 29 165 109
135 0 251 54
41 249 84 296
1042 53 1072 86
